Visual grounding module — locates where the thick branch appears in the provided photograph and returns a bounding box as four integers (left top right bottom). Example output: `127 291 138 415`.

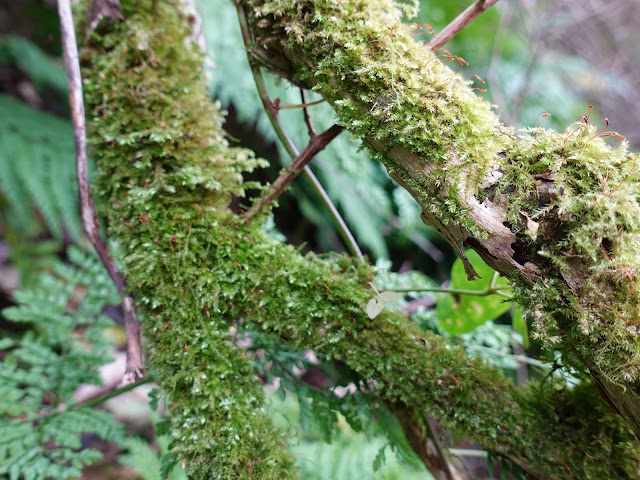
241 0 640 439
77 0 640 478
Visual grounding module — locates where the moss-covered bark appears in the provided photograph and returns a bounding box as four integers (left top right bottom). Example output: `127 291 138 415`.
240 0 640 437
76 0 640 478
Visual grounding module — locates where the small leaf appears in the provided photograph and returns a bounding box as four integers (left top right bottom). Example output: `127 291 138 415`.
366 297 384 319
378 291 403 303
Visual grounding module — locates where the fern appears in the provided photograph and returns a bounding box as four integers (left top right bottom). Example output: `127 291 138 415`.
119 435 188 480
0 95 82 242
0 35 68 97
271 394 431 480
0 247 124 480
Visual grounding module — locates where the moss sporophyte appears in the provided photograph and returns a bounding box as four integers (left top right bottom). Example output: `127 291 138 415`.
75 0 640 478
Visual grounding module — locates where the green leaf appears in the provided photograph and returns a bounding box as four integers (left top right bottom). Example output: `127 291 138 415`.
436 250 511 334
372 443 388 472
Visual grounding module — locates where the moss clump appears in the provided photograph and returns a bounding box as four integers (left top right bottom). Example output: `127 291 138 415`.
497 125 640 385
78 1 296 478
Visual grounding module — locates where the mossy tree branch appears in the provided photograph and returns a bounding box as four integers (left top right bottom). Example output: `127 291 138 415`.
239 0 640 437
76 0 640 479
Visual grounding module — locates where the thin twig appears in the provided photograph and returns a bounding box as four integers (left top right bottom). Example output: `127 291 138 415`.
428 0 501 51
236 3 364 262
425 417 456 480
246 124 343 217
390 402 459 479
72 376 154 410
387 286 512 297
301 89 317 138
278 98 326 110
57 0 143 383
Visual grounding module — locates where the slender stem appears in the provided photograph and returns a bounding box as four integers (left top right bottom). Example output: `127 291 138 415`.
301 89 316 139
448 448 488 458
279 98 326 110
428 0 501 51
72 377 154 410
236 3 364 262
57 0 143 382
386 286 512 297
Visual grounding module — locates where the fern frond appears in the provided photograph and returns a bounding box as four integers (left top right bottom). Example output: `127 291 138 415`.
0 36 68 96
0 247 124 479
0 95 83 242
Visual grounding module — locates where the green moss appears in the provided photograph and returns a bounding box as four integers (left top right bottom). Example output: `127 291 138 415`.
248 0 505 235
76 0 640 478
244 0 640 394
496 125 640 384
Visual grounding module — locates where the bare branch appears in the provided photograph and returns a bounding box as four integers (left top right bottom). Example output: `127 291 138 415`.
236 2 364 261
57 0 143 382
246 124 343 217
428 0 501 51
301 89 317 138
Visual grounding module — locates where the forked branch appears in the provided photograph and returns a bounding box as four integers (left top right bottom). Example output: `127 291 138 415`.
246 123 344 217
237 2 363 261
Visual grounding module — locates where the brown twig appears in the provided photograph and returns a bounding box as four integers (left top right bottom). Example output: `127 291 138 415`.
301 89 317 138
428 0 501 51
57 0 143 383
390 402 462 480
246 124 343 217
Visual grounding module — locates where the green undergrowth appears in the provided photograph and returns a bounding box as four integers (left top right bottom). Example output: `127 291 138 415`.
75 0 640 478
0 247 123 479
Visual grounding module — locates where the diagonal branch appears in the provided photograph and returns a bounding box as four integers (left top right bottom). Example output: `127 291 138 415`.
246 123 343 217
57 0 143 383
428 0 501 51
